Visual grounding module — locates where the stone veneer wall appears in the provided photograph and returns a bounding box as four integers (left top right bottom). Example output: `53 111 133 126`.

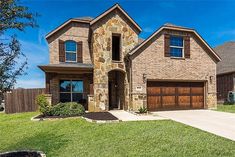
47 22 92 64
91 9 139 111
130 30 217 111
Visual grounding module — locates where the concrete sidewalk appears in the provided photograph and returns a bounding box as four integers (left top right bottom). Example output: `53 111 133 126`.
155 110 235 141
109 110 167 121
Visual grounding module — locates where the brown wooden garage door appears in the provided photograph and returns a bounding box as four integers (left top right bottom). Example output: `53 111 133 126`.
147 81 204 111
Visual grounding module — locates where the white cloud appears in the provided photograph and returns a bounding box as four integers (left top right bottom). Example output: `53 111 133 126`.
143 27 154 33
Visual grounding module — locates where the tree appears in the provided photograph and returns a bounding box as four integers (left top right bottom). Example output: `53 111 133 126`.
0 0 38 105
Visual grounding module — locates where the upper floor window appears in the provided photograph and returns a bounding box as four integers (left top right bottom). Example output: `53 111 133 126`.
112 34 121 61
65 40 77 62
170 36 184 58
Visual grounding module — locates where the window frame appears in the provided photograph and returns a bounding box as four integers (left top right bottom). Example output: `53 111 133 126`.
59 80 84 102
65 40 77 63
112 33 121 62
169 36 184 58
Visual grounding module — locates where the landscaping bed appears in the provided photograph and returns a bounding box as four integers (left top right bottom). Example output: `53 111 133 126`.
83 112 118 121
0 150 45 157
33 114 81 120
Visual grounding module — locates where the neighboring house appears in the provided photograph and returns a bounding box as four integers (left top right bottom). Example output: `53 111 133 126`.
214 42 235 102
39 4 221 112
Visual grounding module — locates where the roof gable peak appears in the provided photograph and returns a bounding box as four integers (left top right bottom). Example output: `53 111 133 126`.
90 3 142 32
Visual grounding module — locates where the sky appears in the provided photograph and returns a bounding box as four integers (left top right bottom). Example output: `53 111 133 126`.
10 0 235 88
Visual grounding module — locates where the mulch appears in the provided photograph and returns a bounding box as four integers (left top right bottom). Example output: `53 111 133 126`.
34 114 80 119
33 112 118 121
83 112 118 120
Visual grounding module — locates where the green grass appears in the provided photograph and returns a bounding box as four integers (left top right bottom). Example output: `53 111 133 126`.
216 104 235 113
0 112 235 157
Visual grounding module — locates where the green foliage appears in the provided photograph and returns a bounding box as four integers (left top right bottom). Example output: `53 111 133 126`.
1 112 235 157
51 102 85 116
36 94 51 116
138 106 148 113
216 104 235 113
0 0 38 33
223 102 235 105
0 0 38 105
36 96 85 117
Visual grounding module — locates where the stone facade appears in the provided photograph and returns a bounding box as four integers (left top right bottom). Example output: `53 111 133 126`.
90 9 139 111
47 22 92 64
43 5 218 112
130 30 217 110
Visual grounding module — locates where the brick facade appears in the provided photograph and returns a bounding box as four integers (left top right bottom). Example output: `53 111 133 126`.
42 4 218 112
47 22 92 64
130 30 217 110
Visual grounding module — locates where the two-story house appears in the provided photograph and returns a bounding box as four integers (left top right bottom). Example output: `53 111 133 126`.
39 4 221 112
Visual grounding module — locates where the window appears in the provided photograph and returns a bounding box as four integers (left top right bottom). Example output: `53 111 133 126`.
60 80 83 103
112 34 121 61
65 41 77 62
170 36 184 57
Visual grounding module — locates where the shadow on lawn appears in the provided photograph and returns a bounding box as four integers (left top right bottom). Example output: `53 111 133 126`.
3 131 69 156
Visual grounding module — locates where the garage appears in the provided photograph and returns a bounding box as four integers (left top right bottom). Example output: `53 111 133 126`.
147 81 205 111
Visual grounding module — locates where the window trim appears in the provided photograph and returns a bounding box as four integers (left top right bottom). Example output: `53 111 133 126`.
59 79 84 102
169 36 184 58
65 40 77 63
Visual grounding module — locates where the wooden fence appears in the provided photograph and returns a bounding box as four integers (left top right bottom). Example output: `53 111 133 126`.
4 88 45 114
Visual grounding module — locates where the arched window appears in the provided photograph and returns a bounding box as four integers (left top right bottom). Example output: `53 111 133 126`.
65 40 77 62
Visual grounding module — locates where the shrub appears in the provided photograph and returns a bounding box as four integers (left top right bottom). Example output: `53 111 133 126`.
138 106 148 114
36 94 51 116
51 102 85 116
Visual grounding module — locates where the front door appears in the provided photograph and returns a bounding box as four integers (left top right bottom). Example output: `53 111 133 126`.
108 81 118 109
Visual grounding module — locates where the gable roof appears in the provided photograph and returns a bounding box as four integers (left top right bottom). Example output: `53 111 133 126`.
214 42 235 75
129 24 221 62
90 4 142 32
45 18 91 40
46 4 141 40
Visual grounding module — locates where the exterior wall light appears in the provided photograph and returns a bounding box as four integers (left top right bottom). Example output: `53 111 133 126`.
210 76 213 84
143 73 147 83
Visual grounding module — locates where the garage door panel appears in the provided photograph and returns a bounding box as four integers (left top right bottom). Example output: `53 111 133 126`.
178 87 190 94
192 96 204 108
147 96 161 110
147 81 204 111
162 96 176 107
191 87 204 94
162 87 175 94
147 87 161 95
178 96 191 108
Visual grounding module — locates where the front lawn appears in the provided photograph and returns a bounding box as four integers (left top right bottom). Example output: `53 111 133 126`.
216 104 235 113
0 112 235 157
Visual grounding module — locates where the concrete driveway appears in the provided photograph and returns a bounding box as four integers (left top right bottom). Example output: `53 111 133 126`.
155 110 235 141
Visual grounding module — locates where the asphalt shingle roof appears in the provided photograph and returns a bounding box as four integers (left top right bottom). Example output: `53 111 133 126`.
74 16 94 22
214 42 235 74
